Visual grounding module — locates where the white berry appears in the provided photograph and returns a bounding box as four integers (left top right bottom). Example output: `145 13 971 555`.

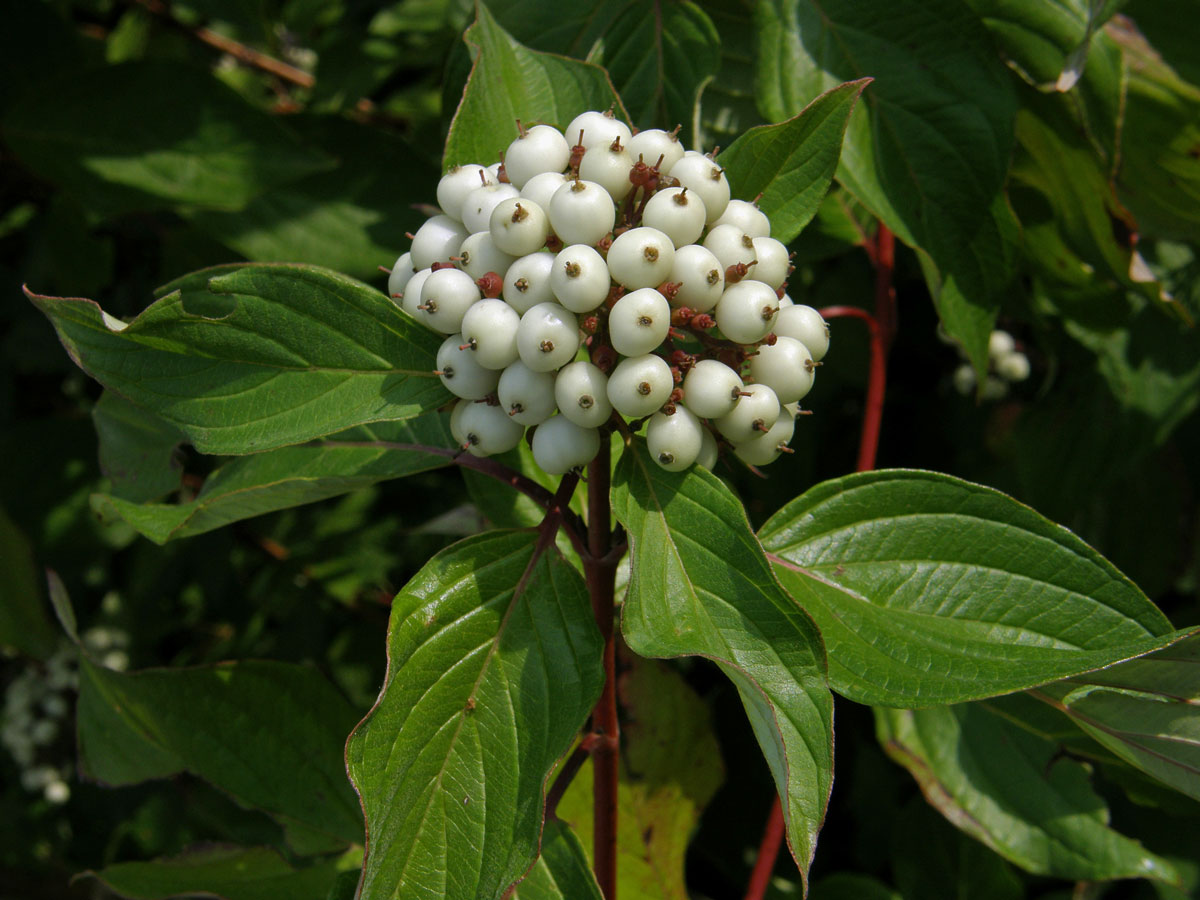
682 359 743 419
668 244 724 312
504 124 570 189
748 336 816 404
456 231 517 282
606 227 676 290
609 288 671 357
668 153 730 224
774 305 829 361
498 360 558 425
715 382 780 444
460 298 521 370
550 244 611 313
642 187 706 248
646 406 704 471
712 199 770 237
532 415 601 474
387 252 416 302
714 280 779 344
555 360 613 428
417 267 481 333
607 354 673 418
489 198 551 257
410 215 469 270
462 182 520 234
437 334 501 400
438 165 493 222
503 252 556 314
517 302 580 372
457 400 525 457
565 110 632 152
548 179 616 247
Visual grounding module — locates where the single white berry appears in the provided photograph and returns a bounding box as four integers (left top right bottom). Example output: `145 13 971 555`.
565 110 632 152
682 359 744 419
668 244 724 312
531 415 602 474
457 400 525 457
734 405 796 467
417 267 481 333
489 198 550 257
400 267 433 318
579 139 634 201
626 127 685 174
774 305 829 361
750 236 789 290
748 336 816 404
438 165 494 222
555 360 613 428
517 302 580 372
410 215 469 270
696 425 718 469
503 252 556 314
550 244 611 313
996 350 1031 382
646 406 705 471
989 330 1016 358
714 280 779 344
462 182 520 233
437 334 501 400
548 179 617 247
498 360 558 425
607 354 673 418
952 363 977 396
668 153 730 224
606 227 676 290
715 382 780 444
642 187 706 248
703 223 757 273
521 171 570 211
460 298 521 370
712 199 770 237
504 124 571 189
609 287 671 357
456 231 517 282
387 252 416 302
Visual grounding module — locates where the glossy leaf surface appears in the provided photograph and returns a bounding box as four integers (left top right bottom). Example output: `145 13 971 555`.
29 264 446 455
511 818 603 900
346 530 604 900
612 440 832 889
759 469 1179 706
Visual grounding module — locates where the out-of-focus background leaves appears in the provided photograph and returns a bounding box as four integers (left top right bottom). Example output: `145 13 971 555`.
2 1 1198 898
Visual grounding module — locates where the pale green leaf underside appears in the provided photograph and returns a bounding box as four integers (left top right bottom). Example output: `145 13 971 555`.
347 530 605 900
28 263 446 455
612 440 832 890
759 469 1179 706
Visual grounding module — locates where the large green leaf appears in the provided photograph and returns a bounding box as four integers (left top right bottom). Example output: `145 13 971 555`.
77 658 363 845
1037 634 1200 801
2 61 330 216
877 702 1179 882
95 414 454 543
611 439 832 889
511 818 603 900
695 0 765 150
29 264 446 456
92 391 185 504
756 0 1017 371
79 845 343 900
758 469 1181 707
556 655 724 900
188 116 438 280
346 529 605 900
717 78 869 244
443 4 626 170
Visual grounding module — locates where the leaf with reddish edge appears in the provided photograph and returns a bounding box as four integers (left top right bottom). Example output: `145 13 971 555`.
512 818 604 900
718 78 871 244
346 529 604 900
611 439 832 892
27 263 446 456
443 3 628 170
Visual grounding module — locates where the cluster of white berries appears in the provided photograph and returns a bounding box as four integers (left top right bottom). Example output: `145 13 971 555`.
950 329 1031 400
387 110 829 475
2 647 76 805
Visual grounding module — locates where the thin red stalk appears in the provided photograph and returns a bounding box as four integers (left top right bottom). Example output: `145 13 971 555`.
585 436 620 900
743 226 897 900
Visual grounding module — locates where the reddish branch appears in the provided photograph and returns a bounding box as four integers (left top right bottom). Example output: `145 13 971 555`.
743 225 897 900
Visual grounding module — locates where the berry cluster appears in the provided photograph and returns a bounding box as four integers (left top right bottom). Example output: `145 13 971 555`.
949 329 1031 400
387 110 830 475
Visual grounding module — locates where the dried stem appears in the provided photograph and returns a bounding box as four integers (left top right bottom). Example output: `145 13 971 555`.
743 225 898 900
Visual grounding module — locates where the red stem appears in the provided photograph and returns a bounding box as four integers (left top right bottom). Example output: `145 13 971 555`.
585 437 620 900
742 225 897 900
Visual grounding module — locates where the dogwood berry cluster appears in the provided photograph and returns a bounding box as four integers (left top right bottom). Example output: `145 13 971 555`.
949 329 1031 400
386 110 830 475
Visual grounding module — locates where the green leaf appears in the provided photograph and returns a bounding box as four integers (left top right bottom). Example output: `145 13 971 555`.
95 414 455 543
77 658 363 845
756 0 1017 372
611 440 832 890
2 61 330 216
29 263 446 455
758 469 1181 707
0 503 58 658
92 391 185 504
556 655 724 900
443 3 626 170
695 0 765 150
346 529 605 900
1037 634 1200 801
188 116 438 280
511 818 603 900
717 78 870 244
80 845 342 900
876 702 1179 882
